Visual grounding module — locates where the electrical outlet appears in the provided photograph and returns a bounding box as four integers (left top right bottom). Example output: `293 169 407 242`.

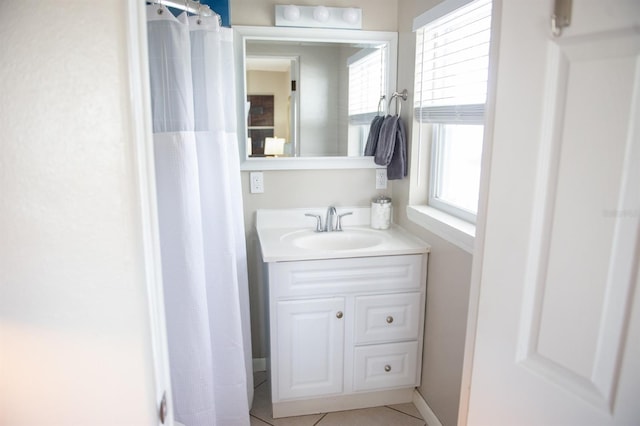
375 169 387 189
250 172 264 193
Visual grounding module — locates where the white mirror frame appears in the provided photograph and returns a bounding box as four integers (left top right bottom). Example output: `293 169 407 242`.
234 25 398 171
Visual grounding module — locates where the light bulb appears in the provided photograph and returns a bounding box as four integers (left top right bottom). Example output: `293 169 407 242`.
283 5 300 21
313 6 330 23
342 8 358 24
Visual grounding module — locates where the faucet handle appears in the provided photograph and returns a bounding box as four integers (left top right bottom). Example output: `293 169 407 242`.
335 212 353 231
304 213 323 232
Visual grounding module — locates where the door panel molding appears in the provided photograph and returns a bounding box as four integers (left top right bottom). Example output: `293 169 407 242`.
515 29 640 412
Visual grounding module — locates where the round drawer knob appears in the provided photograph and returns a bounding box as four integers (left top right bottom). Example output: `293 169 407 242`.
336 311 343 319
386 316 394 324
384 365 392 372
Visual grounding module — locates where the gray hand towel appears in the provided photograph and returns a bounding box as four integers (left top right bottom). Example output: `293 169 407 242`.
374 115 398 166
373 115 407 180
364 115 384 156
387 116 407 180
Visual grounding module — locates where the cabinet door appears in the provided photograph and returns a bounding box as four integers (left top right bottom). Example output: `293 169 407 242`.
276 298 345 400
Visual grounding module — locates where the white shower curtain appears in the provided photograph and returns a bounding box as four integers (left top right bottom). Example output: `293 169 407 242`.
146 5 252 426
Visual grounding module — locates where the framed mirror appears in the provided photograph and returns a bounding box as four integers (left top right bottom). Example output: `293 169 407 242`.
234 26 398 170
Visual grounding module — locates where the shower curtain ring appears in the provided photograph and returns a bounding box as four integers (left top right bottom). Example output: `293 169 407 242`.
197 0 202 24
157 0 164 15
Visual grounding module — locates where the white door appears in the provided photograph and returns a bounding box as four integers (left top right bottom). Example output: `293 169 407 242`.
276 297 345 400
464 0 640 425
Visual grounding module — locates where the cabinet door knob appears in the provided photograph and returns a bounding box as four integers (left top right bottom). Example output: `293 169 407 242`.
386 316 394 324
384 365 391 372
336 311 343 319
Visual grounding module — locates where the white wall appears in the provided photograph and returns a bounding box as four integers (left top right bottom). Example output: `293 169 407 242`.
0 1 159 424
297 44 340 156
394 1 474 425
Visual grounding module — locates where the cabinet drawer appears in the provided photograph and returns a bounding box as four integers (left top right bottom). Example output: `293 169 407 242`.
270 254 424 298
354 292 421 344
353 341 419 391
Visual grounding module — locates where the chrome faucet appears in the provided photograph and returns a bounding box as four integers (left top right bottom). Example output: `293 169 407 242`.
305 206 352 232
324 206 337 232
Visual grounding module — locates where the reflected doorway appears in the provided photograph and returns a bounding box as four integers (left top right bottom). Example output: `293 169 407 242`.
246 56 299 157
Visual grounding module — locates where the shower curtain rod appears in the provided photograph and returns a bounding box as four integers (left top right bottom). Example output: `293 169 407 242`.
147 0 215 17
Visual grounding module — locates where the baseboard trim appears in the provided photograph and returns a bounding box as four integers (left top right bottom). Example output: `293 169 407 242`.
253 358 266 372
274 388 414 418
413 389 443 426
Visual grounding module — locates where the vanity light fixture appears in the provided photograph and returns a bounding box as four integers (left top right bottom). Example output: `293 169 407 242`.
275 5 362 29
312 6 330 23
282 5 301 22
342 8 359 25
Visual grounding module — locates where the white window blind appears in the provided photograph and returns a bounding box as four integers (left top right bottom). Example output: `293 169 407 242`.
348 46 387 125
414 0 491 124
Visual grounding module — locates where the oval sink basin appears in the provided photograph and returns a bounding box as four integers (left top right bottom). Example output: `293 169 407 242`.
282 229 385 251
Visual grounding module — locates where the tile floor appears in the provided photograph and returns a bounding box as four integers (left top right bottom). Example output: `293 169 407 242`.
250 371 427 426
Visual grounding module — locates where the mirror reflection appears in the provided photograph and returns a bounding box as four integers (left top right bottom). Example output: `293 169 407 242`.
238 28 396 162
246 40 386 158
246 54 298 157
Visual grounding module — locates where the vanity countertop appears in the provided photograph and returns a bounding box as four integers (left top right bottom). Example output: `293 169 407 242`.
257 207 430 262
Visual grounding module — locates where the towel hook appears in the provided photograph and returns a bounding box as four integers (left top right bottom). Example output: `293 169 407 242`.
388 89 408 116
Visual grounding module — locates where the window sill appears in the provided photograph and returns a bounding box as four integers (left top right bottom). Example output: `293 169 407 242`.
406 205 475 254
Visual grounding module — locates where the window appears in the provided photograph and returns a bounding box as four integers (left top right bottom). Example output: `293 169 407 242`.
348 46 387 155
413 0 492 223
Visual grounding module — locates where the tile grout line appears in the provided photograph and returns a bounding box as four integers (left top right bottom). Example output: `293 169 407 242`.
385 405 425 421
251 410 275 426
252 375 425 426
250 379 273 425
312 412 328 425
250 413 275 426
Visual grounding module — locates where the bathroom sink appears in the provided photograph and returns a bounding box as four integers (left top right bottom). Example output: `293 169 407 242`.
281 229 385 251
256 208 430 262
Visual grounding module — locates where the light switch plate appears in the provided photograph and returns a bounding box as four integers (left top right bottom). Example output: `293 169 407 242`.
250 172 264 193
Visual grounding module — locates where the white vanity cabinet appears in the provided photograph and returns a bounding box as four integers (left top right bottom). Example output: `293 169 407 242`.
266 253 428 418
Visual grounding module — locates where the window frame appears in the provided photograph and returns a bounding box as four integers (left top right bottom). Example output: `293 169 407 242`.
413 0 492 224
428 123 483 223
